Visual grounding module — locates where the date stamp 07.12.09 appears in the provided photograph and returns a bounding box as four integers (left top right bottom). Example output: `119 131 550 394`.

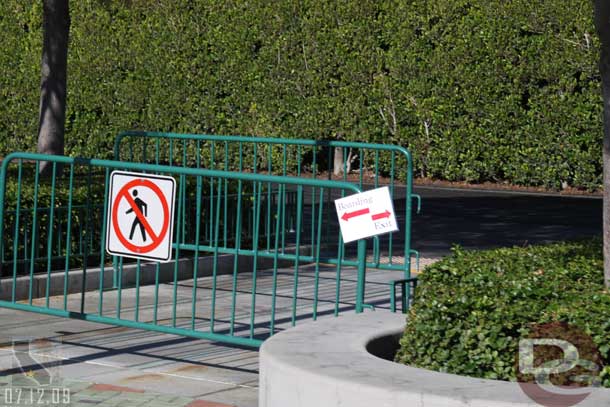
0 338 71 407
1 387 70 407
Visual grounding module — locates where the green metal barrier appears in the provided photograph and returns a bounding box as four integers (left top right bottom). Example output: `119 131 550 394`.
114 131 421 279
0 152 368 348
1 204 104 274
0 179 294 277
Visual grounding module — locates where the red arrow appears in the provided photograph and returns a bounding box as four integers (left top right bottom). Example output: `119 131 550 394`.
341 207 370 221
371 210 391 221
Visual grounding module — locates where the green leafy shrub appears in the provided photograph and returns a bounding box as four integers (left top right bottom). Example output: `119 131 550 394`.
0 166 108 274
395 239 610 388
0 0 602 190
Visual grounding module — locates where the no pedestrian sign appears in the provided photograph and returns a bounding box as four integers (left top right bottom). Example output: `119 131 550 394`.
335 186 399 243
106 171 176 262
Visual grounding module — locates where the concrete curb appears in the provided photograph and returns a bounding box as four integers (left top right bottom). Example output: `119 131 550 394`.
259 311 610 407
1 252 295 301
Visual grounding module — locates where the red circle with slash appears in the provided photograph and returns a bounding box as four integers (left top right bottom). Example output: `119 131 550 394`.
112 178 170 254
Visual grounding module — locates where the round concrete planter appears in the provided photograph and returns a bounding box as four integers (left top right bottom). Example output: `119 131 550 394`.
259 311 610 407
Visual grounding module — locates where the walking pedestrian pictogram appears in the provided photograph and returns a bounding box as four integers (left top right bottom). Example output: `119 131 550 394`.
106 171 176 262
127 189 148 241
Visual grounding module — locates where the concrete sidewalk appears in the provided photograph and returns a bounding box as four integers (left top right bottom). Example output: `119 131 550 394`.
0 264 411 407
0 374 230 407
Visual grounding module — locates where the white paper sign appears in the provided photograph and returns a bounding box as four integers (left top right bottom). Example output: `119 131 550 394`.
334 186 399 243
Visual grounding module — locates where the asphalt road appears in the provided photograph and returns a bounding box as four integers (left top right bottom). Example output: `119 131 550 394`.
410 185 602 258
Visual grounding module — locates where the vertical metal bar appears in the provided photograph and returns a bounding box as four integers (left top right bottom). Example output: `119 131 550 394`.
80 165 93 313
28 162 41 305
97 168 110 314
373 237 380 266
373 150 380 264
210 179 222 332
209 143 216 245
239 142 244 172
64 165 75 310
281 145 287 252
45 162 57 308
182 141 187 244
355 239 367 313
153 262 160 324
116 256 123 319
0 159 8 279
23 217 28 275
229 178 243 336
310 148 317 257
112 255 119 289
312 188 325 320
288 183 295 236
282 145 287 176
172 174 185 327
334 234 344 317
290 186 303 326
297 146 301 176
155 138 160 165
142 135 149 163
248 181 262 338
359 148 364 188
374 150 380 188
190 175 203 330
327 145 332 181
135 259 141 322
334 183 349 316
34 209 42 261
210 141 216 170
266 144 272 251
56 211 62 261
78 211 83 263
325 146 332 243
342 147 348 181
269 185 284 335
223 142 229 247
405 150 414 279
11 161 23 302
196 140 201 169
128 140 134 162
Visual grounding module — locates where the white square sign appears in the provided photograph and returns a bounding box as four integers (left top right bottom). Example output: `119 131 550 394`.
335 186 399 243
106 171 176 262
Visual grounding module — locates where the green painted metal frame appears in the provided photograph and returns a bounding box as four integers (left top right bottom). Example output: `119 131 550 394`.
0 152 367 348
113 131 421 281
1 204 104 268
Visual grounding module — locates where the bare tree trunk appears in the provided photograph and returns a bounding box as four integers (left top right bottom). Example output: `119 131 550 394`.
333 147 343 176
37 0 70 176
333 147 358 177
594 0 610 288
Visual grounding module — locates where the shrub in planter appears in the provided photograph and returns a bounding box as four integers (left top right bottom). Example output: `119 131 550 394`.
395 239 610 388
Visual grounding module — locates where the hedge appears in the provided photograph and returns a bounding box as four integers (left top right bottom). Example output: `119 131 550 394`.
0 0 603 189
395 239 610 388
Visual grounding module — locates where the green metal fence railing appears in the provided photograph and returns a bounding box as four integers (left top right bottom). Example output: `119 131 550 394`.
114 131 421 278
0 152 368 348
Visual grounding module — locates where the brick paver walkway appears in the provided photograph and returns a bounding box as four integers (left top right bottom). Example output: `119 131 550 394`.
0 374 233 406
